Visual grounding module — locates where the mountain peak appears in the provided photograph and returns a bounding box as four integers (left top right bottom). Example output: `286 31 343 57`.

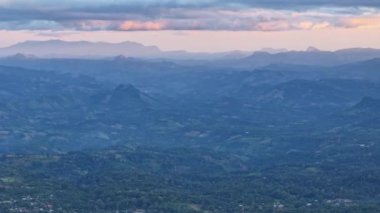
306 46 321 52
0 40 162 58
106 84 152 110
113 55 142 62
109 84 141 102
114 84 141 97
354 97 380 110
5 53 38 60
259 48 288 54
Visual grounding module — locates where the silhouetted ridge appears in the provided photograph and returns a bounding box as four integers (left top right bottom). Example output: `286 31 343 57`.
106 84 151 111
306 46 321 52
113 55 137 62
353 97 380 111
110 84 141 101
5 53 37 60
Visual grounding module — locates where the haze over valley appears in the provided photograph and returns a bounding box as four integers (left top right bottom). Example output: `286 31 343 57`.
1 0 380 212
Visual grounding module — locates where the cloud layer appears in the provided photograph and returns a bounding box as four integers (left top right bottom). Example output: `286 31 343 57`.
0 0 379 31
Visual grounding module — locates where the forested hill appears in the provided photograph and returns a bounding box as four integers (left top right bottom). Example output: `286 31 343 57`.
0 56 379 212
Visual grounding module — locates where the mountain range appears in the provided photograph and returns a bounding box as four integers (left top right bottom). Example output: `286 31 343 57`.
0 38 380 212
2 40 380 66
0 45 380 212
0 40 252 60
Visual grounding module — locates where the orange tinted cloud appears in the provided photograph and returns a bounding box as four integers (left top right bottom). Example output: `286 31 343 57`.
120 21 167 31
298 21 330 30
344 16 380 29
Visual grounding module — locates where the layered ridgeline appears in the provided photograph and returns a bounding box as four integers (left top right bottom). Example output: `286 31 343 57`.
0 53 379 212
0 40 252 60
2 40 380 64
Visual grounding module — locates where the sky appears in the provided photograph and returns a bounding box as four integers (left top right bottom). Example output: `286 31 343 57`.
1 0 380 52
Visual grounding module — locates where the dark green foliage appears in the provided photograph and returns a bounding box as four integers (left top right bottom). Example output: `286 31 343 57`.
0 145 379 212
0 58 379 212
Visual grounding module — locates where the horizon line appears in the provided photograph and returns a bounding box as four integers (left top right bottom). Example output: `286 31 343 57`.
1 39 379 54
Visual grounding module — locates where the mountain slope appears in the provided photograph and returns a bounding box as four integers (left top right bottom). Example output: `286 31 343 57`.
0 40 162 58
0 40 252 60
225 49 380 69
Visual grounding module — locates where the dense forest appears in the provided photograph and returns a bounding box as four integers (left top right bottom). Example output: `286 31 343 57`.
0 55 379 212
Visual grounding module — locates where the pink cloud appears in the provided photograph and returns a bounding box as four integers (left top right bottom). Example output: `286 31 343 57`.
343 16 380 29
119 21 167 31
3 7 377 32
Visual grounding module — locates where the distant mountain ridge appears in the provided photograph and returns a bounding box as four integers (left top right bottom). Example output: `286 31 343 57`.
2 40 380 64
237 49 380 68
0 40 161 58
0 40 252 60
351 97 380 113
